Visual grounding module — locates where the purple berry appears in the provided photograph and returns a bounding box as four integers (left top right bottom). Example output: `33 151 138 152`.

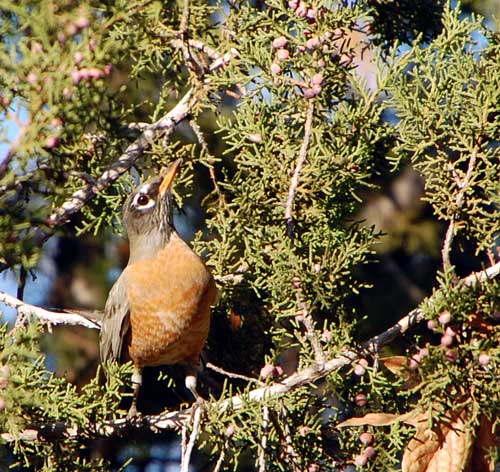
364 446 376 458
354 364 366 376
27 72 38 85
306 37 321 49
321 330 332 342
478 353 490 366
260 364 275 380
445 349 457 362
270 63 282 75
71 69 82 84
441 334 453 347
31 42 43 53
276 48 290 61
359 432 373 445
427 319 437 331
45 136 59 148
419 347 429 357
75 16 90 30
445 326 457 337
66 23 78 36
354 454 368 466
272 36 288 49
354 393 367 406
74 52 84 64
306 7 318 19
296 2 308 17
438 311 451 325
311 73 324 85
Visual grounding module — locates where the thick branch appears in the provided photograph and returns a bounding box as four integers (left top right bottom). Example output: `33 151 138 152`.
0 290 100 330
45 88 197 228
3 260 500 442
45 48 238 230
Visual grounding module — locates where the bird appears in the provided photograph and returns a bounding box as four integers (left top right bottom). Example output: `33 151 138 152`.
99 159 217 417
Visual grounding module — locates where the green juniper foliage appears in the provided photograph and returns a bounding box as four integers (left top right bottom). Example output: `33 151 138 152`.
0 0 499 470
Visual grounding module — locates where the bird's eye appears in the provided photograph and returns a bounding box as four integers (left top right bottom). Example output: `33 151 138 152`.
137 195 149 206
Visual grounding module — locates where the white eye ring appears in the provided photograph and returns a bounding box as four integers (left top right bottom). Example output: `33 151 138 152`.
132 192 155 210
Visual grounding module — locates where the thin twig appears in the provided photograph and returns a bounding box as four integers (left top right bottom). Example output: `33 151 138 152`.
292 277 326 365
279 401 301 472
16 267 27 301
3 261 500 442
212 445 226 472
180 405 202 472
0 290 100 330
284 100 315 236
170 39 221 61
213 264 248 284
2 352 356 442
205 362 265 386
363 307 424 353
188 119 222 200
258 405 269 472
179 0 190 34
267 406 301 472
442 148 478 272
213 273 244 284
181 422 188 467
441 221 455 272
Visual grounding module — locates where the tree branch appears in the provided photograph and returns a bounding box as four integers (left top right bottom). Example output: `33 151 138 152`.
258 405 269 472
0 290 100 330
45 88 197 229
188 119 222 201
180 405 202 472
284 101 315 236
3 260 500 442
441 148 478 271
292 277 326 365
44 47 238 230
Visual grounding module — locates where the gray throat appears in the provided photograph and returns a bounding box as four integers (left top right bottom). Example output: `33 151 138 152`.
127 229 172 263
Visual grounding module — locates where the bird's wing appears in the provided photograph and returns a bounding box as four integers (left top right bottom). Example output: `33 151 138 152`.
100 273 130 364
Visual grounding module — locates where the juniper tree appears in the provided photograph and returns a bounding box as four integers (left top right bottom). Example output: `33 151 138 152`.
0 1 499 471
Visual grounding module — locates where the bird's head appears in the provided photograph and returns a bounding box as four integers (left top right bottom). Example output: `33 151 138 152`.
123 159 182 242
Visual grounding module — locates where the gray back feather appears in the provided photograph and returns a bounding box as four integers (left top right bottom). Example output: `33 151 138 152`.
100 272 130 364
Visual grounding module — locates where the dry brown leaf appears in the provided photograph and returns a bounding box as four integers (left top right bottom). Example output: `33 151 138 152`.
380 355 421 389
402 409 473 472
338 412 404 428
337 409 426 429
229 309 243 331
465 416 497 472
380 356 408 375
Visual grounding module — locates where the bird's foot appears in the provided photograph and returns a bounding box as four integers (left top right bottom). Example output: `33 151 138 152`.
194 394 206 408
126 404 142 421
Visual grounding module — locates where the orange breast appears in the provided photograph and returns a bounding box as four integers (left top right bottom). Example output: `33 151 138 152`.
125 234 216 368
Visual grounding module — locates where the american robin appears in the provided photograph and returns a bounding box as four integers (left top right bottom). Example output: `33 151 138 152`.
99 159 217 416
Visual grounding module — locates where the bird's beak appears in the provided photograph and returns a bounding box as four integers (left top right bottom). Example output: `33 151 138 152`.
159 159 183 197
